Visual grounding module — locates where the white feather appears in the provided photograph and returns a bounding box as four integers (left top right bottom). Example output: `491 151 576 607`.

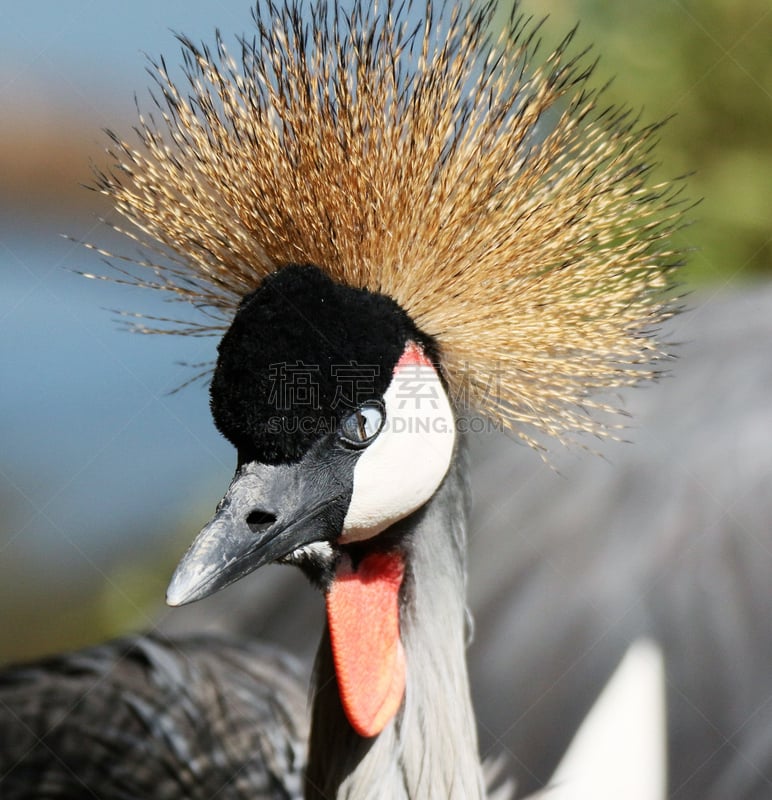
545 638 667 800
342 361 455 542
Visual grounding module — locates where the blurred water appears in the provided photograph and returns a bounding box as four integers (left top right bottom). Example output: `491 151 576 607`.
1 5 264 590
0 221 232 574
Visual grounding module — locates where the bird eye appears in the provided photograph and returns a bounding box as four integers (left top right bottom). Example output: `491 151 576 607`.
339 402 385 447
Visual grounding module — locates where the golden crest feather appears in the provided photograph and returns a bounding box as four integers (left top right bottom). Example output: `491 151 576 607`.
91 0 685 449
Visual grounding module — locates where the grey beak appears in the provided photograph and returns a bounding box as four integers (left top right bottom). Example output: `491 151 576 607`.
166 453 351 606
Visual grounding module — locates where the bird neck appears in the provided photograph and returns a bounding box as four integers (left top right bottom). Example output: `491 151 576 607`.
305 444 487 799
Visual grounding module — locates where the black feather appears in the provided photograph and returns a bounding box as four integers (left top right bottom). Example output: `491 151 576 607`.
210 264 439 464
0 634 307 799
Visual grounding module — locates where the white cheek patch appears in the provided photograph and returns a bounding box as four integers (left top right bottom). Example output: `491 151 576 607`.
341 342 456 542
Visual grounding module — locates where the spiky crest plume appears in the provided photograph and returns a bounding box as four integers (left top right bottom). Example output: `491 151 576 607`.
91 0 685 449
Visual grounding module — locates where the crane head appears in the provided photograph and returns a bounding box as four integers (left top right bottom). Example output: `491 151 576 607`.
97 0 684 744
167 263 457 737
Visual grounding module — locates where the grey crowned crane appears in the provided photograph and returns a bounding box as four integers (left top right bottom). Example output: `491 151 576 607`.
0 1 684 797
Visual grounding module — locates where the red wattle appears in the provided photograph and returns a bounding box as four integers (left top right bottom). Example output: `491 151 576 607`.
326 551 406 738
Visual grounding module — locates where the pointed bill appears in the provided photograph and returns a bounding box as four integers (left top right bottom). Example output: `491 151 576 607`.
167 453 351 606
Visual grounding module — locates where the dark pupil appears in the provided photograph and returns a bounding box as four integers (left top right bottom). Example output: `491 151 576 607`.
356 411 368 439
342 404 382 443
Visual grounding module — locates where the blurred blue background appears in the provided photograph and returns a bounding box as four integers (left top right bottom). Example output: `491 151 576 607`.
1 2 256 656
1 1 770 660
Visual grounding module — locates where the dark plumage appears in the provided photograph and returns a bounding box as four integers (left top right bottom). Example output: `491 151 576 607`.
0 635 307 799
211 264 438 464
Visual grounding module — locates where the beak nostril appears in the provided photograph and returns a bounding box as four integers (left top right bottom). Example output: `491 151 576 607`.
246 509 277 534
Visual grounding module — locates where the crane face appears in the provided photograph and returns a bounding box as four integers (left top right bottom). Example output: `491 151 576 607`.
167 263 456 737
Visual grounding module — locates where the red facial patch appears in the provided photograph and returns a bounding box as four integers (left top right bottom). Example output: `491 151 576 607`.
396 341 433 370
326 551 406 738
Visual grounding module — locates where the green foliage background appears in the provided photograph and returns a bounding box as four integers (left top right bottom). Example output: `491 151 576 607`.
510 0 772 285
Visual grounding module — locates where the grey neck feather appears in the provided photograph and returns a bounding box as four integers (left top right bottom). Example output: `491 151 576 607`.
305 442 487 799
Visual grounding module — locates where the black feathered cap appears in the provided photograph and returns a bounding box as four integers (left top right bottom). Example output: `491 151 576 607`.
210 265 439 464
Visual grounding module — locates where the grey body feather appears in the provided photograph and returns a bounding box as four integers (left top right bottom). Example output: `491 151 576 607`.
467 289 772 798
0 635 307 799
